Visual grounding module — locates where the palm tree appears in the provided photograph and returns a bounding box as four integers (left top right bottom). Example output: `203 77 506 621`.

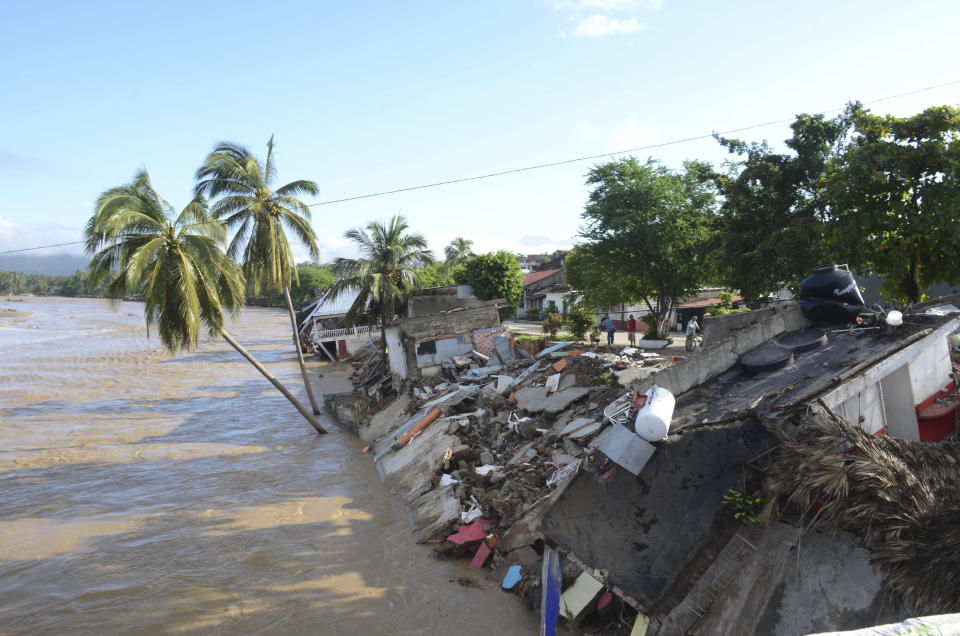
84 169 326 433
329 214 433 348
444 236 474 265
194 136 322 415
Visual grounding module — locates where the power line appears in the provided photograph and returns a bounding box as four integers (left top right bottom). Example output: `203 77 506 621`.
4 78 960 257
0 241 84 255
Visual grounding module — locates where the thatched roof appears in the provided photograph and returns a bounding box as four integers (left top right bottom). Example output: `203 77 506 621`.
763 407 960 615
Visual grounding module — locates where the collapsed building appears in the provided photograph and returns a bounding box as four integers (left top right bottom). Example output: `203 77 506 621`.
326 273 960 635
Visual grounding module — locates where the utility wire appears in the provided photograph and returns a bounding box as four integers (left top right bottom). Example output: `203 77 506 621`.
3 78 959 256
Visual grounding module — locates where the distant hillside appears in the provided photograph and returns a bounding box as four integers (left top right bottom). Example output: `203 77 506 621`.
0 253 89 275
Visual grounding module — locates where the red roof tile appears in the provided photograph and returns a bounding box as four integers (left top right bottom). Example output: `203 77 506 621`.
524 268 562 286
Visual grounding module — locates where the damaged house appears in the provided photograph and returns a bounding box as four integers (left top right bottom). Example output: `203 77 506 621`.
336 265 960 635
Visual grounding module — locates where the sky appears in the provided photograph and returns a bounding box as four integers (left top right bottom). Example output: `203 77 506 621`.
1 0 959 263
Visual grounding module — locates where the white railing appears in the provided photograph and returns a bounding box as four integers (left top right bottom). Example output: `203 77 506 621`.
313 324 380 341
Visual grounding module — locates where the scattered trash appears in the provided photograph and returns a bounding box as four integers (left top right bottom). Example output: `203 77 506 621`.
470 542 492 568
540 546 563 636
546 458 582 487
502 565 523 590
447 519 491 544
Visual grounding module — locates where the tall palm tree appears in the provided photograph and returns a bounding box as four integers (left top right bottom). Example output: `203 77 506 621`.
329 214 433 348
444 236 474 265
194 136 322 415
85 169 326 434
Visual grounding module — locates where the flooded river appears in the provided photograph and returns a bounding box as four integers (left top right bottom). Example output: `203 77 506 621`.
0 296 537 634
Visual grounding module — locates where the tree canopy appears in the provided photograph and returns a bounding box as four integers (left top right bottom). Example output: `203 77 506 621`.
567 157 716 338
714 112 848 299
83 169 245 351
329 214 434 339
454 250 524 316
826 104 960 302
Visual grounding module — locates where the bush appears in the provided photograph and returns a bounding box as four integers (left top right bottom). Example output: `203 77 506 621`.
525 306 540 321
640 314 658 338
566 307 594 341
541 312 563 337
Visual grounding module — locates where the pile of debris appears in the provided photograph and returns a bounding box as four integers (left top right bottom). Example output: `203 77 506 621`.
350 340 682 632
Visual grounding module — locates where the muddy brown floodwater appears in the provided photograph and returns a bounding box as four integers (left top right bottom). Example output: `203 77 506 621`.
0 296 538 635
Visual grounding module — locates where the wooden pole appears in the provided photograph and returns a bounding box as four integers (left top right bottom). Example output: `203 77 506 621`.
221 329 328 434
284 286 322 415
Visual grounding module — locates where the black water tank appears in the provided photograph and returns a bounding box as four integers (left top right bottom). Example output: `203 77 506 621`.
798 264 864 323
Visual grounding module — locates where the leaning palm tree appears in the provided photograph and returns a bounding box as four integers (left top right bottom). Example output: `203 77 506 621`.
84 169 326 433
329 214 434 349
444 236 474 265
194 136 322 415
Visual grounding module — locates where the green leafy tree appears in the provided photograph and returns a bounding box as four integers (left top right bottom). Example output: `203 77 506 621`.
714 113 848 299
194 135 322 415
444 237 475 265
416 261 457 289
84 169 325 433
329 214 434 348
826 104 960 302
568 158 716 338
453 250 524 319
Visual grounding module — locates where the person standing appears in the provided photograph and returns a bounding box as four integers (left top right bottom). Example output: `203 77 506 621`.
600 314 616 345
626 314 637 346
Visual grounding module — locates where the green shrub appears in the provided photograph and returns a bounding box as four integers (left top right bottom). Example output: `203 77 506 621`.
641 314 658 338
525 306 540 321
541 312 563 337
566 308 594 341
722 489 763 525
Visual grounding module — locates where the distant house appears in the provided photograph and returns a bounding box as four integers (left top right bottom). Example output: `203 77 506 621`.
520 268 568 318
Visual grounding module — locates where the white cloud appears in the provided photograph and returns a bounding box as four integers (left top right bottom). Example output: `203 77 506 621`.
574 14 642 37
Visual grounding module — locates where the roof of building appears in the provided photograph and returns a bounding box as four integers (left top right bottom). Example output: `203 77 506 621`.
677 295 744 309
299 287 365 324
523 268 562 286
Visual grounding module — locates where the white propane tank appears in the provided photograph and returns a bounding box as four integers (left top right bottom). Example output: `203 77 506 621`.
634 385 675 441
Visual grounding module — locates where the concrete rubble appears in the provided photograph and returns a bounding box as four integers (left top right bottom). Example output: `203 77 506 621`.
325 288 960 635
334 330 683 632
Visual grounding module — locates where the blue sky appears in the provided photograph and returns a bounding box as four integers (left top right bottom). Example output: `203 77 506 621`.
1 0 958 262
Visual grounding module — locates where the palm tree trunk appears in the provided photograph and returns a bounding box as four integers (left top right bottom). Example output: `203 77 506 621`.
221 329 328 434
283 286 322 415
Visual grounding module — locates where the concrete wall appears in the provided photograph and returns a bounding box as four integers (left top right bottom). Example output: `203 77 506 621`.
406 285 480 317
633 301 810 398
819 318 959 439
387 303 503 384
702 303 793 345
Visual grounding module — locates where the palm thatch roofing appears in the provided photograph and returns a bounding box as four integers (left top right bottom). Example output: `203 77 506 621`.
763 405 960 615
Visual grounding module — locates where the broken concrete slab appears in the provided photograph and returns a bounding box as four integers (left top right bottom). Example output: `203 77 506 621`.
406 487 461 543
360 395 411 443
614 365 656 385
559 417 602 440
517 386 592 414
542 418 778 609
559 374 578 391
377 424 460 504
595 425 655 476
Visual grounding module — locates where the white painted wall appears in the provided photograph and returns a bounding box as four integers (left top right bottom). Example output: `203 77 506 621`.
386 327 407 380
909 333 953 402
